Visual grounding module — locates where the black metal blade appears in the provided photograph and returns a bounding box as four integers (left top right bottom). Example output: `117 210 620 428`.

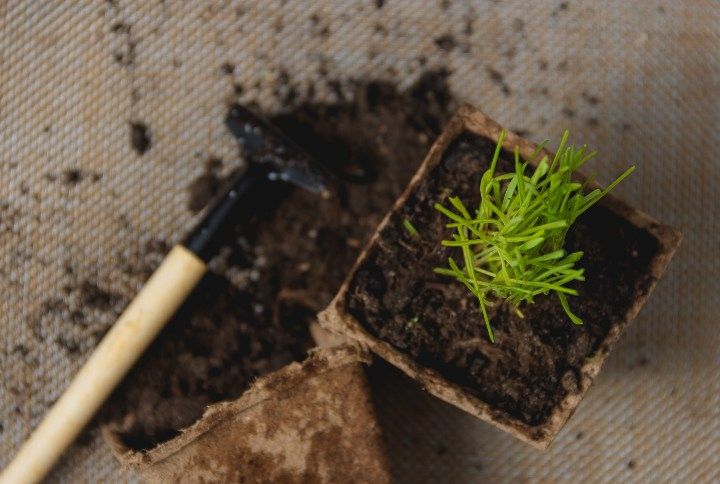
225 104 332 196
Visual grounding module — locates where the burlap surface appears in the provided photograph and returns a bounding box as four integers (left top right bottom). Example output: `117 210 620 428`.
0 1 717 482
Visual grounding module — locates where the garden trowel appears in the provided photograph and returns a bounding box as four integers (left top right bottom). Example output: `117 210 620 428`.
2 106 333 484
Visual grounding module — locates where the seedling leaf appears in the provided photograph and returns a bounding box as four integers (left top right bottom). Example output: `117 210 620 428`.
403 218 420 237
434 130 633 341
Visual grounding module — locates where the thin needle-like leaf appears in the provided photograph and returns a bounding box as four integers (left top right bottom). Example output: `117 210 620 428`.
433 130 633 341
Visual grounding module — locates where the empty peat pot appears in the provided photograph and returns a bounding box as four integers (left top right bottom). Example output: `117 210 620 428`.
319 105 681 449
103 344 389 483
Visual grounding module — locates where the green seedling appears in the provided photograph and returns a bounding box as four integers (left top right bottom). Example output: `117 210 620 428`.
403 218 420 237
434 130 634 342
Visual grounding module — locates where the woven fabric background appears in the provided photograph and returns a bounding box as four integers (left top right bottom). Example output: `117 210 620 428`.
1 1 718 482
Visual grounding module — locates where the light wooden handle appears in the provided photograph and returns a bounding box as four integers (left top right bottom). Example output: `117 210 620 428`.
1 245 207 484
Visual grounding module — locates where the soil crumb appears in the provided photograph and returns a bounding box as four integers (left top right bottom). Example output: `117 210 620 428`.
104 70 456 450
434 34 457 51
221 62 235 75
129 121 151 155
63 169 83 184
186 158 226 213
30 279 124 355
345 134 661 427
486 67 511 95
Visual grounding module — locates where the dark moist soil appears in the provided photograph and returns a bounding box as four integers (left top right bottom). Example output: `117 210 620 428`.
345 133 661 429
102 70 455 450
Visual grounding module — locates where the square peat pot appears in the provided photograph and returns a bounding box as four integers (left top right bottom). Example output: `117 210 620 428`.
103 344 390 483
319 105 681 449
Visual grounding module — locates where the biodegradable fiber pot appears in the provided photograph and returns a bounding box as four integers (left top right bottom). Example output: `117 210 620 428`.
103 344 390 483
319 105 681 449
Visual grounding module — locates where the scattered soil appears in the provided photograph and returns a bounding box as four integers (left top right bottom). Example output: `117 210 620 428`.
104 272 313 449
434 35 457 51
186 158 224 213
129 121 151 155
102 70 456 450
486 67 511 95
108 11 136 68
63 169 83 184
220 62 235 75
344 133 660 427
30 279 124 355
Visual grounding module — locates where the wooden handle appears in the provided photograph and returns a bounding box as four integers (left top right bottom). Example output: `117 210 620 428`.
1 245 206 484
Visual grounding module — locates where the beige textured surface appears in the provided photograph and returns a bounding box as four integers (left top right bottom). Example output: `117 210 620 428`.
0 1 717 482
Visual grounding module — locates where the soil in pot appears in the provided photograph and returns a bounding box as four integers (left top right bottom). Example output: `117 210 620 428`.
342 131 664 431
101 70 456 451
